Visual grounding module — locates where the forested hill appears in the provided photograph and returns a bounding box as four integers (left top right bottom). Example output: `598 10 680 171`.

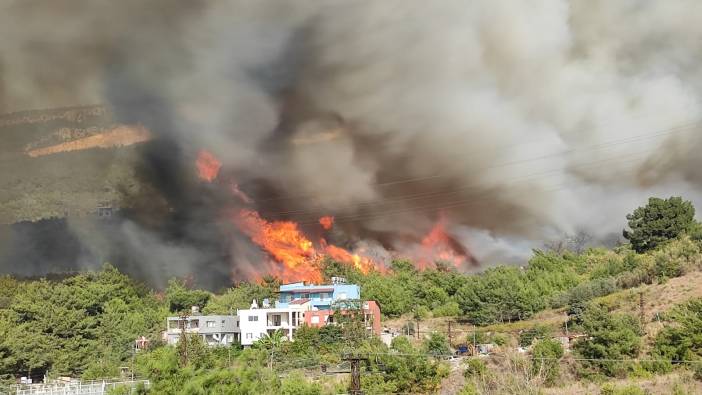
2 196 702 394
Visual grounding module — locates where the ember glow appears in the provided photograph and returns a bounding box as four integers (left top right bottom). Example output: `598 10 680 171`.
234 209 380 282
196 150 221 182
319 216 334 230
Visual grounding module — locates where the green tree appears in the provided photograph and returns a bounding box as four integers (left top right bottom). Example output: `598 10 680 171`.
423 333 451 357
531 338 563 385
573 303 643 377
623 197 696 253
165 279 211 313
204 282 277 315
455 266 543 325
650 298 702 372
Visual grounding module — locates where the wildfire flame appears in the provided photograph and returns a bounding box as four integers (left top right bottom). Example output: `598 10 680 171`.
196 149 222 182
319 216 334 230
234 209 379 282
416 215 470 270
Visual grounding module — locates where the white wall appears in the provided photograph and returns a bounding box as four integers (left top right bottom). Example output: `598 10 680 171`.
238 310 268 346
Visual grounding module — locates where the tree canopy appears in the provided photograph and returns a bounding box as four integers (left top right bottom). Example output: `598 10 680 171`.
623 196 696 253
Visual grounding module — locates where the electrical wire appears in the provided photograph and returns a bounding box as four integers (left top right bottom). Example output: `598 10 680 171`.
255 119 700 203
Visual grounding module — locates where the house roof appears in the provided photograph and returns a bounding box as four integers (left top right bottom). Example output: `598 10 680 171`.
290 298 311 305
283 288 334 293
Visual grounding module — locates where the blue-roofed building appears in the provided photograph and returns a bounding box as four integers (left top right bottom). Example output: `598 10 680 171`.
275 279 360 310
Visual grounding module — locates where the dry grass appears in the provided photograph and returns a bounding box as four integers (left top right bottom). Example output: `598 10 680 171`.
543 370 702 395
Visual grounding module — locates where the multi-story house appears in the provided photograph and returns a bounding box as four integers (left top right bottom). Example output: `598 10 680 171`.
275 280 361 310
303 300 381 335
163 307 240 347
237 299 310 346
237 279 381 347
164 280 382 348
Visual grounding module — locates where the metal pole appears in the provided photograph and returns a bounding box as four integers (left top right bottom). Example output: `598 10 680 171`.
472 324 477 354
448 320 452 345
350 358 361 395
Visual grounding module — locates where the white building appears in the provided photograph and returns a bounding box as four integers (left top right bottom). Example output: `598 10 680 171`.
237 299 311 346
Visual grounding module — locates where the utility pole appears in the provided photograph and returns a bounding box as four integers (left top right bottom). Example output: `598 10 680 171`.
639 292 645 325
343 354 368 395
447 320 453 345
179 313 189 367
472 324 477 355
416 320 420 340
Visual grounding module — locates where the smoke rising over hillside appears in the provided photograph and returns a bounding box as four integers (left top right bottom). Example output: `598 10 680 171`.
2 0 702 287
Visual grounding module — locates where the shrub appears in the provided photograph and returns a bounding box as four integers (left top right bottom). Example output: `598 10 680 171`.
551 277 619 308
600 384 647 395
531 338 564 385
574 304 643 378
432 301 461 317
650 298 702 372
463 358 487 378
651 237 702 281
458 382 479 395
414 306 431 320
280 372 322 395
466 330 488 345
423 333 451 357
616 268 653 289
491 333 508 347
519 325 551 347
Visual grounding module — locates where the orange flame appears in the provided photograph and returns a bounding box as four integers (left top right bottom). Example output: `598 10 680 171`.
322 242 376 274
234 209 379 282
319 216 334 230
417 216 468 270
196 150 221 182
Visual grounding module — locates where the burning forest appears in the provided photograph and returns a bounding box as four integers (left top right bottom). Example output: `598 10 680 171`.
2 1 702 289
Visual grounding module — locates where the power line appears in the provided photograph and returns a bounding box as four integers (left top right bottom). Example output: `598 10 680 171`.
255 119 700 204
294 161 648 226
266 147 655 219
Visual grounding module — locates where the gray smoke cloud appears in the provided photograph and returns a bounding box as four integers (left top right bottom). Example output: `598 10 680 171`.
2 0 702 285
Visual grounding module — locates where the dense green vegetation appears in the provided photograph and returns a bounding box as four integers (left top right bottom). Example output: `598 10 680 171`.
2 196 702 393
623 196 696 253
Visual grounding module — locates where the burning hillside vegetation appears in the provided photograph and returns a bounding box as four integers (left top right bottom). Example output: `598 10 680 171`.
2 1 702 287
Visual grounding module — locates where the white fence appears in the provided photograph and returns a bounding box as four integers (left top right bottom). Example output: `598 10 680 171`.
10 380 150 395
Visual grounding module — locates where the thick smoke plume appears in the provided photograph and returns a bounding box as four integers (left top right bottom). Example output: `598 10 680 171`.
2 0 702 287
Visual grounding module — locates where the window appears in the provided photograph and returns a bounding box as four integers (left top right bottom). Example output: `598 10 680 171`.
246 333 252 339
221 320 225 327
206 321 215 328
272 314 281 326
190 319 199 328
311 316 320 324
248 315 258 322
